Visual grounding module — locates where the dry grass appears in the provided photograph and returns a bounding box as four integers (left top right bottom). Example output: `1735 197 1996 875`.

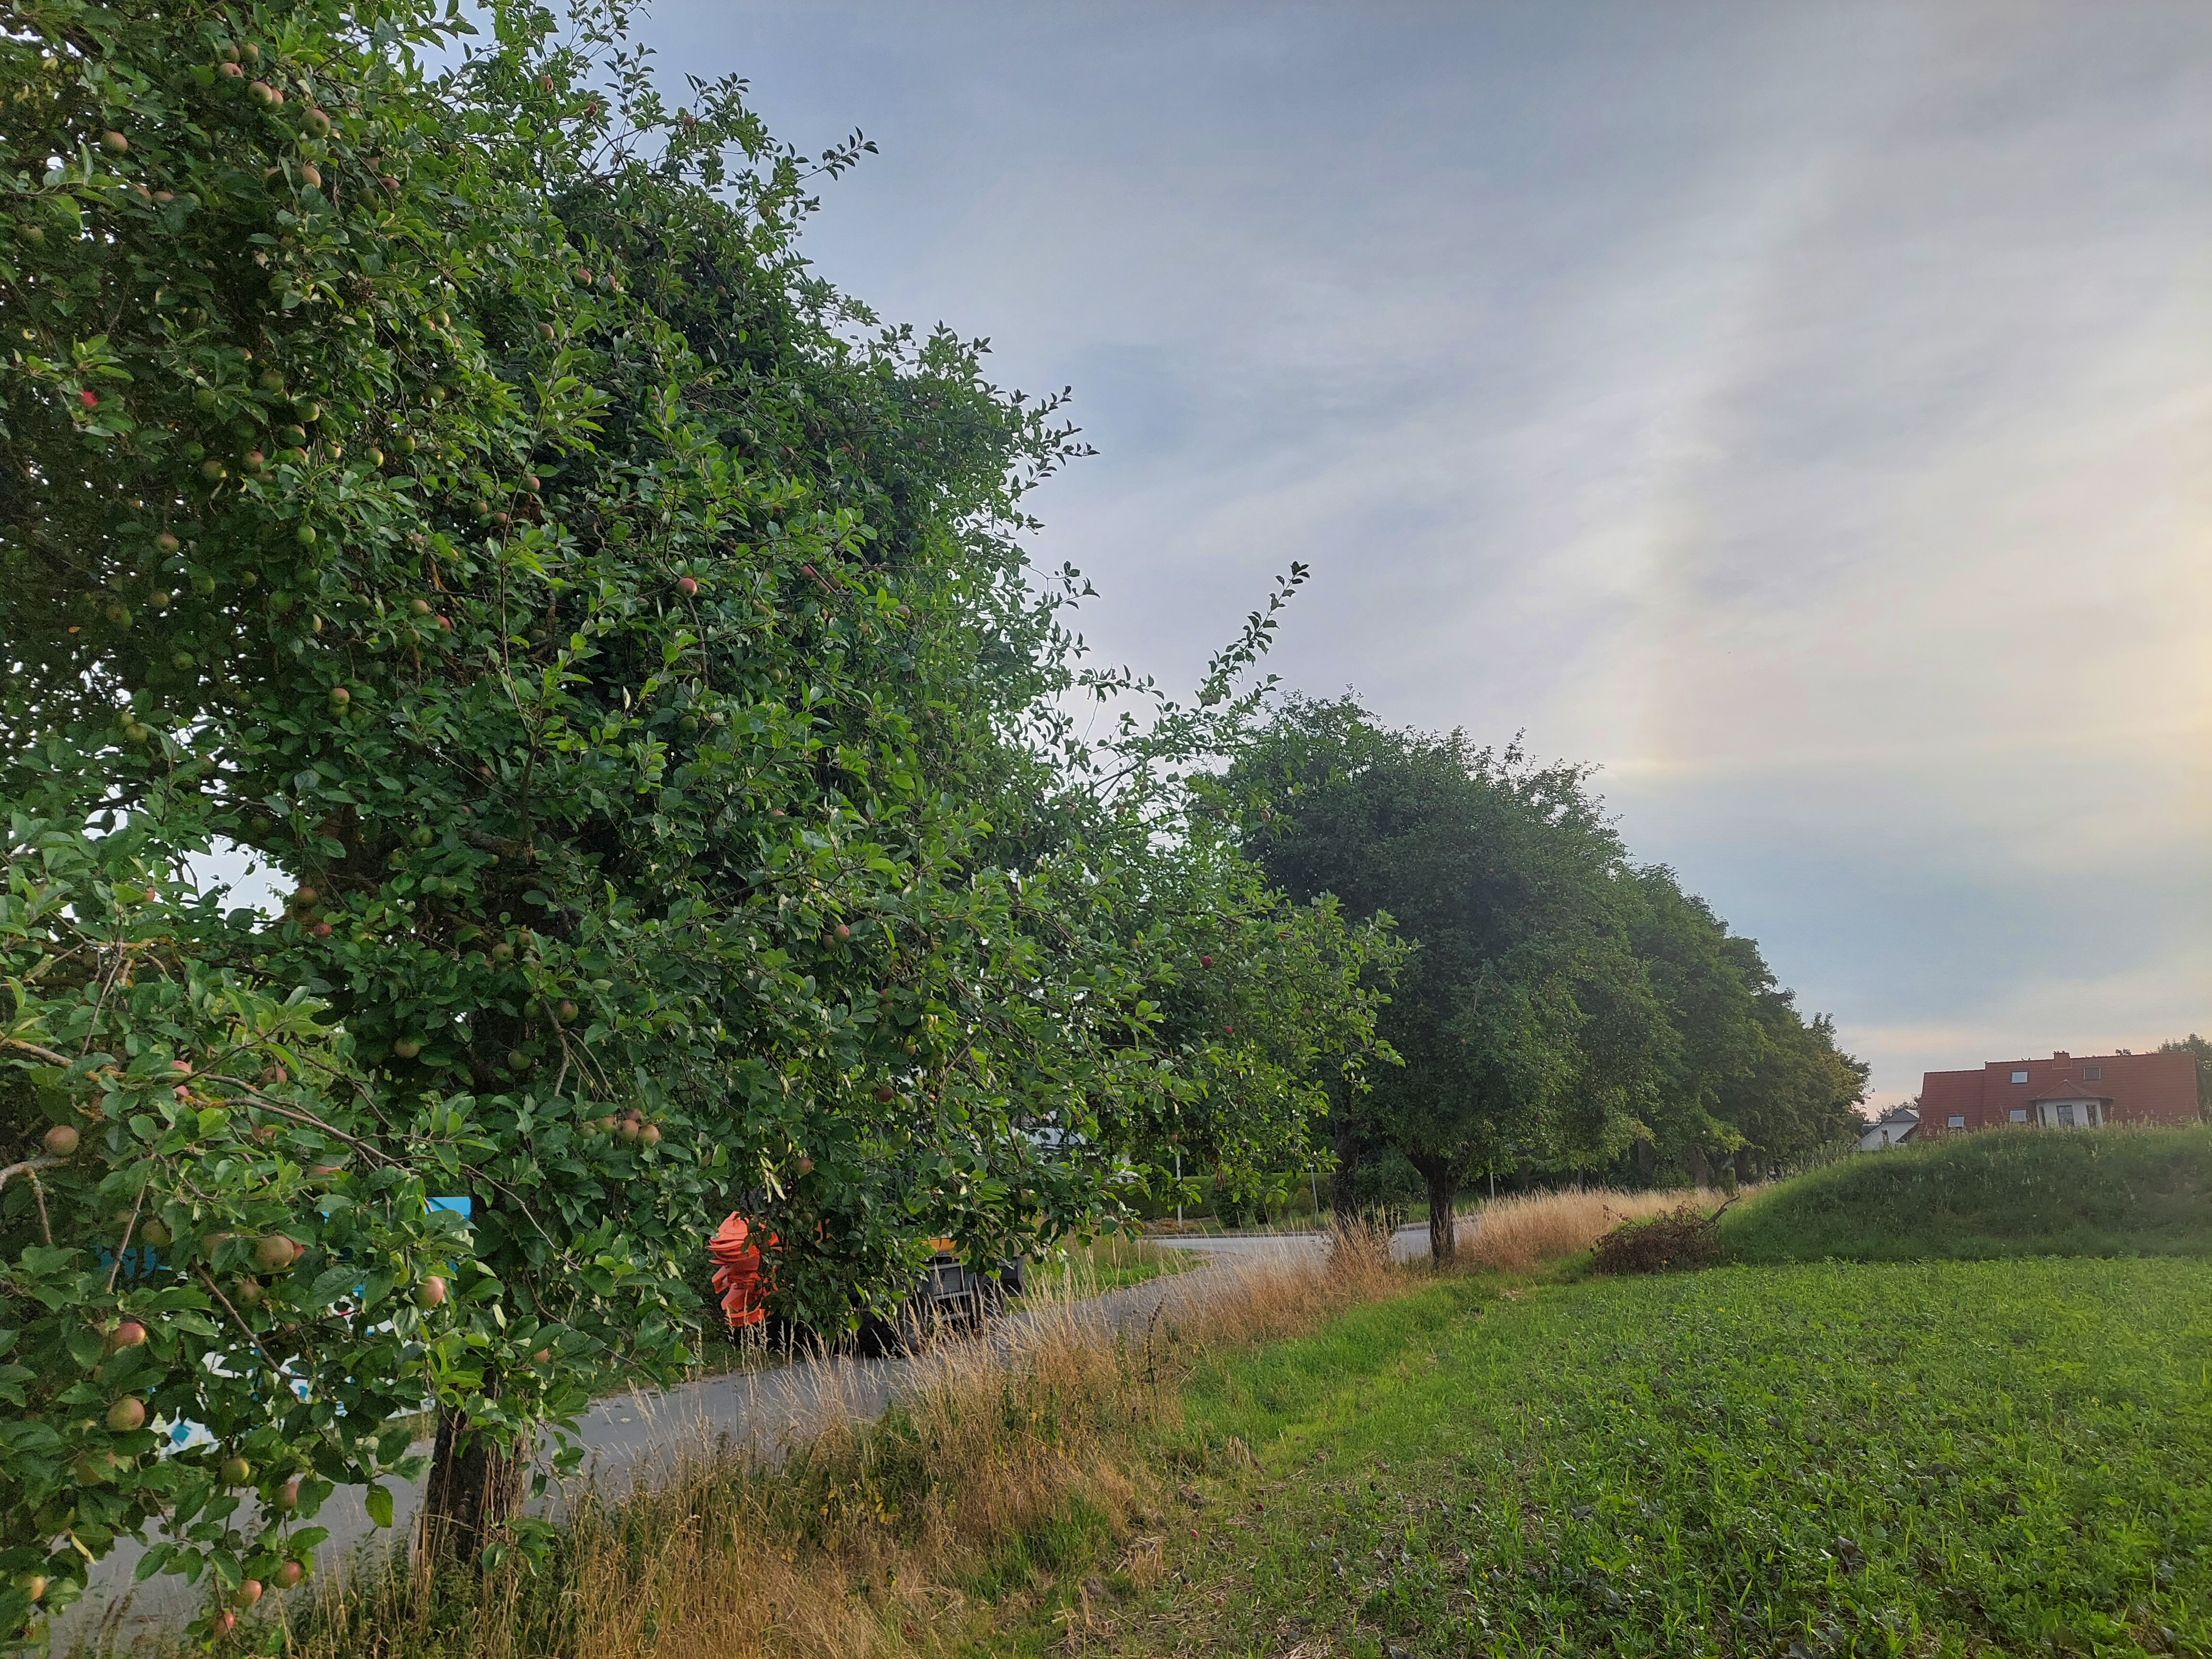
264 1227 1401 1659
1456 1185 1731 1272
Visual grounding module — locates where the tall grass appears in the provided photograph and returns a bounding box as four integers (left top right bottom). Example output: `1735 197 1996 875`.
250 1228 1401 1659
1457 1186 1731 1272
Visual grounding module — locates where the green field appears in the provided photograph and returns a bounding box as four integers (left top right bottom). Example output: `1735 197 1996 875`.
1721 1127 2212 1264
1045 1258 2212 1659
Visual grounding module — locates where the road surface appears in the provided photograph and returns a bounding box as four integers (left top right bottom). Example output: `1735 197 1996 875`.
1152 1220 1448 1263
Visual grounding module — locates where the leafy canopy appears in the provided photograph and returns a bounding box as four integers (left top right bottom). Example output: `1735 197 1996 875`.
1230 697 1865 1237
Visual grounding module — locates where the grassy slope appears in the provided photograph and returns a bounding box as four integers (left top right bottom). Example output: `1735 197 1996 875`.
1720 1126 2212 1263
995 1259 2212 1659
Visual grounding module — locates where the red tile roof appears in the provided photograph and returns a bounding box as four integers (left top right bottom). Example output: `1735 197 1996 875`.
1919 1067 1984 1130
1918 1050 2200 1135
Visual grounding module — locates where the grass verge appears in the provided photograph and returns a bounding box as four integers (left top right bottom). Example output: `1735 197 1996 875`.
1026 1257 2212 1659
136 1168 2193 1659
1720 1125 2212 1263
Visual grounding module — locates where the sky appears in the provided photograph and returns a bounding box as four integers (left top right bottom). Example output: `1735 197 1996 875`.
630 0 2211 1105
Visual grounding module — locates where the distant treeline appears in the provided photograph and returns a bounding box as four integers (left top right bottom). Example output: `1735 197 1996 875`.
1219 697 1868 1247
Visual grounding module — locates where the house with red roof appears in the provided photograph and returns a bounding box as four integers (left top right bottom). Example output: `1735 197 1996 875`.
1917 1050 2201 1137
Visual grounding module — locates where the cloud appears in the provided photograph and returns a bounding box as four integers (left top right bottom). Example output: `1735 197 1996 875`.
658 0 2212 1092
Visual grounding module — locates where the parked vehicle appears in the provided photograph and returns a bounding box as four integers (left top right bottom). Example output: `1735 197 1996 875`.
708 1213 1023 1349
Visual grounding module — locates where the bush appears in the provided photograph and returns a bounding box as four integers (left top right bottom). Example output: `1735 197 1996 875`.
1588 1204 1728 1275
1349 1144 1425 1215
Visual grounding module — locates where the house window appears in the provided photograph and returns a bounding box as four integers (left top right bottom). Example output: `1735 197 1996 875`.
2009 1107 2028 1123
2010 1069 2028 1084
2057 1104 2076 1127
2082 1064 2102 1082
1947 1115 1966 1129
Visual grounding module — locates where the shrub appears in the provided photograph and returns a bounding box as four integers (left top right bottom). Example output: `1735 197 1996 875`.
1588 1203 1729 1275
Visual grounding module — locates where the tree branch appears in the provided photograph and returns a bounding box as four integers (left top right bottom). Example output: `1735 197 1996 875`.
1 1034 74 1066
199 1075 401 1167
106 1185 146 1294
0 1154 62 1193
196 1267 282 1377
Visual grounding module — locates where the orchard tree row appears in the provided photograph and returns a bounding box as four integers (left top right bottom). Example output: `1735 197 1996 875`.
0 0 1398 1641
1227 697 1870 1262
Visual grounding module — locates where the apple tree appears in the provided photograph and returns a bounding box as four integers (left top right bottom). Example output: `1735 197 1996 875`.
0 0 1399 1631
0 818 494 1641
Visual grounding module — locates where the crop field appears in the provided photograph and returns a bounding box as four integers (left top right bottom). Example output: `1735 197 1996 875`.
1050 1257 2212 1659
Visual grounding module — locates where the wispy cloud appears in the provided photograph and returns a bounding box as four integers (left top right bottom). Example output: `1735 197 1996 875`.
664 0 2212 1094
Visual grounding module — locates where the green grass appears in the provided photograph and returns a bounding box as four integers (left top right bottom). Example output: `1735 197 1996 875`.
1025 1258 2212 1659
1720 1126 2212 1263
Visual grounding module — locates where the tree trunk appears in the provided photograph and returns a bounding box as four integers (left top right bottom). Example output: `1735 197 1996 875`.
1734 1146 1759 1185
1416 1162 1459 1266
419 1387 530 1569
1329 1111 1362 1221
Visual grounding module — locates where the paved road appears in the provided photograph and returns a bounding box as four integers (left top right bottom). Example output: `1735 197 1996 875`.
59 1252 1296 1650
1152 1220 1449 1264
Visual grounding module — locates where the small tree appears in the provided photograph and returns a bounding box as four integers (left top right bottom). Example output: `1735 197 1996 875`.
1234 700 1672 1263
2158 1036 2211 1122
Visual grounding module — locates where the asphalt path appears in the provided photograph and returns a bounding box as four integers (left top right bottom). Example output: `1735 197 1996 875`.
64 1226 1458 1648
1151 1220 1445 1263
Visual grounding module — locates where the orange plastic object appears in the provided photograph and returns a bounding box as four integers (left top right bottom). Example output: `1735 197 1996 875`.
708 1212 775 1329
